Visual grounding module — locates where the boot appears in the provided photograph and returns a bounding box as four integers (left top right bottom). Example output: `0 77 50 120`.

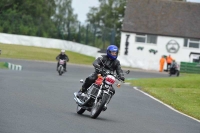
77 86 86 98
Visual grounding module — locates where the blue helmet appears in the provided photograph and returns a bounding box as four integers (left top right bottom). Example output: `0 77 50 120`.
107 45 118 60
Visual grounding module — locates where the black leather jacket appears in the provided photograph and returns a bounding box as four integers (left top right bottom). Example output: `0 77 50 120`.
171 62 177 69
93 55 124 78
56 53 69 62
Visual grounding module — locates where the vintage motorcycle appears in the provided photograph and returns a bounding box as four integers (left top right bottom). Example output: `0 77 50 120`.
57 59 65 76
73 67 130 119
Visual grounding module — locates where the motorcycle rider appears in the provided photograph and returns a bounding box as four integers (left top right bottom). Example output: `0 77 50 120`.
56 49 69 72
77 45 125 98
170 60 178 70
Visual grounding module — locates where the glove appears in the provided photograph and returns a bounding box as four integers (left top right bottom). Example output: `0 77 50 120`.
120 77 125 81
94 64 101 69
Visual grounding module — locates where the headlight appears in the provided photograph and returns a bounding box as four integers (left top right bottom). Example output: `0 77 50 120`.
104 84 110 88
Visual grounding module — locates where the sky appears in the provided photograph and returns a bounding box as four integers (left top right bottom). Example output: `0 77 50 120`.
187 0 200 2
71 0 200 23
71 0 100 23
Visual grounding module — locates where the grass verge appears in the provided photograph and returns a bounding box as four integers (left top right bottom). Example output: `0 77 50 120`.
127 74 200 120
0 43 95 65
0 62 7 69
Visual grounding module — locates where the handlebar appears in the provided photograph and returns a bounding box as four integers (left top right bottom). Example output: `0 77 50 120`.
95 67 127 83
57 59 66 61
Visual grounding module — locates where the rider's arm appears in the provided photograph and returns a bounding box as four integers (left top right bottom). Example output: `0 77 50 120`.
65 55 69 62
116 61 125 81
56 54 60 60
93 57 102 68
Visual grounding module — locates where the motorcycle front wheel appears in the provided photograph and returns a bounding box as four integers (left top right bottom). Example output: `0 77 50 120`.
59 66 63 75
90 93 109 119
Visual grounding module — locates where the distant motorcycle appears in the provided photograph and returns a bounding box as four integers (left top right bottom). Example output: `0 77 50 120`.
57 59 65 76
169 64 180 77
73 67 130 119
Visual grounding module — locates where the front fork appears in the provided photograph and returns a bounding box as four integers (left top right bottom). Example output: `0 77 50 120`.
103 89 112 107
94 84 112 106
94 84 103 105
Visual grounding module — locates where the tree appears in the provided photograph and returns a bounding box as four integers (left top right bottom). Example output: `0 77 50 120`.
50 0 79 40
86 0 127 48
0 0 56 36
0 0 79 40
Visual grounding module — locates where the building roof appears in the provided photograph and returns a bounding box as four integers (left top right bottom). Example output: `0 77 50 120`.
122 0 200 39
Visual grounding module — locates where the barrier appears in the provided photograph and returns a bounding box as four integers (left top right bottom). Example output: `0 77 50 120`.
0 33 100 57
4 62 23 71
180 62 200 73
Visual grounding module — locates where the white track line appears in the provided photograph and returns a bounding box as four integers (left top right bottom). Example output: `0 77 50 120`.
133 87 200 123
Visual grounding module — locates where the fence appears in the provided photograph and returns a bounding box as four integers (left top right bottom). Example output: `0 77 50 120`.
0 14 117 49
180 62 200 74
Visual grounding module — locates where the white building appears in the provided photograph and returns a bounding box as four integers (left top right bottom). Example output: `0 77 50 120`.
119 0 200 71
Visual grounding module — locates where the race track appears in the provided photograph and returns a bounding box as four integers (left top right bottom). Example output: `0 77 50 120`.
0 59 199 133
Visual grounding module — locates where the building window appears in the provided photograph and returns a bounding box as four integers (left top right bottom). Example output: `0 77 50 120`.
184 38 188 47
147 35 157 44
189 39 200 48
184 38 200 48
135 34 157 44
135 34 146 43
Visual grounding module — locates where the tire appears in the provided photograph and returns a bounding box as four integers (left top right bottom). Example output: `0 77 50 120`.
90 93 109 119
76 105 85 114
59 66 63 76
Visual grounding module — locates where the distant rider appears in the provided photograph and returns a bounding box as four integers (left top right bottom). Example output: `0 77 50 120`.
170 60 178 69
170 60 178 73
56 50 69 72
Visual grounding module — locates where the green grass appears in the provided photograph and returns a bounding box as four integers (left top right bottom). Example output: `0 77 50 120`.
127 74 200 120
0 62 7 69
0 43 95 65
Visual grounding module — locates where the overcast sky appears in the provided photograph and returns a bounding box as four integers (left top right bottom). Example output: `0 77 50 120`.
72 0 200 23
187 0 200 2
72 0 99 23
